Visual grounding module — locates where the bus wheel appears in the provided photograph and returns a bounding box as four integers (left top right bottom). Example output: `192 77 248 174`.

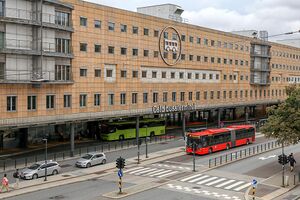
246 139 250 145
226 144 230 150
119 135 125 141
208 148 213 154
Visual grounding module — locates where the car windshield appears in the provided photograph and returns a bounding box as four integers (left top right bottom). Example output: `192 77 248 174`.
28 164 40 170
81 154 93 160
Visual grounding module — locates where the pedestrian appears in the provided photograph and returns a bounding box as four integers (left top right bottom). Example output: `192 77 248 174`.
13 169 20 189
0 174 9 193
288 153 296 172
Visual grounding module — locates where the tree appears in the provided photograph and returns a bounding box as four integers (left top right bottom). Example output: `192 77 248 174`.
260 84 300 145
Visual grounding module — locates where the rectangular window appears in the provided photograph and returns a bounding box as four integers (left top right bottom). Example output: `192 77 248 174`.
55 38 70 53
180 92 185 102
154 30 159 37
55 65 71 81
120 47 127 55
94 20 101 28
7 96 17 111
0 32 4 49
240 90 243 98
154 51 159 58
132 48 138 56
120 70 127 78
181 35 186 41
204 91 207 100
132 26 138 34
162 71 166 78
80 43 87 52
197 56 201 61
95 69 101 77
120 93 126 105
204 38 208 45
235 91 238 98
153 92 158 103
210 91 214 99
144 49 149 57
108 46 114 54
80 68 87 77
132 93 137 104
163 92 168 102
108 22 115 31
189 92 192 101
132 71 138 78
94 94 101 106
196 92 200 100
171 72 175 79
217 91 220 99
55 11 70 26
64 95 71 108
216 74 219 80
197 37 201 44
108 94 114 105
229 91 232 98
211 40 215 46
144 28 149 36
169 92 175 102
173 53 177 60
209 74 213 80
202 73 206 80
94 44 101 53
106 69 113 77
204 56 208 62
143 93 148 103
142 71 147 78
46 95 55 109
181 54 185 60
79 94 87 107
211 57 215 63
189 55 193 61
223 74 227 80
152 71 157 78
195 73 199 79
179 72 184 79
188 73 192 79
223 91 226 99
120 24 127 32
80 17 87 26
27 96 37 110
189 36 194 43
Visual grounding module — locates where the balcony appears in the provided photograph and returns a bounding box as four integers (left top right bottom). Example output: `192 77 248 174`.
250 75 270 86
250 65 271 72
250 50 271 58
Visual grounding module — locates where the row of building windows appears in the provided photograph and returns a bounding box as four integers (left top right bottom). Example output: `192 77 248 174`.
272 63 300 71
6 89 285 112
271 50 300 60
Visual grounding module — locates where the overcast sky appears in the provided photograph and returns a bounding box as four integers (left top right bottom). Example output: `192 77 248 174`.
85 0 300 40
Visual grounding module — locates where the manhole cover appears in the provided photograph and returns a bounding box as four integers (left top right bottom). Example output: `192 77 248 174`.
61 174 71 177
193 186 201 189
49 195 64 199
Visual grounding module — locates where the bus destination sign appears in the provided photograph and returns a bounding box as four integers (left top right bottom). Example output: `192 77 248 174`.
152 104 196 114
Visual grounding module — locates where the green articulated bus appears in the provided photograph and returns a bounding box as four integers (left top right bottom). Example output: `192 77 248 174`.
99 119 166 141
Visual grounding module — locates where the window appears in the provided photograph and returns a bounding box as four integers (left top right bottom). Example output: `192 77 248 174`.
108 94 114 105
181 54 185 60
80 17 87 26
216 74 219 80
196 92 200 100
224 58 227 64
94 94 100 106
189 55 193 61
64 95 71 108
94 20 101 28
108 46 114 54
211 40 215 46
152 71 157 78
132 93 137 104
94 44 101 53
120 93 126 105
143 93 148 103
80 43 87 52
211 57 215 63
240 90 243 98
189 36 194 43
120 24 127 32
181 35 186 41
188 73 192 79
235 91 238 98
204 91 207 100
164 32 168 39
173 53 177 60
55 11 70 26
80 94 87 107
223 74 227 80
108 22 115 31
229 91 232 98
163 92 168 102
209 74 213 80
162 71 166 78
144 28 149 36
120 47 127 55
217 91 220 99
223 91 226 99
204 56 208 62
153 92 158 103
80 69 87 77
154 30 159 37
55 38 70 53
154 51 159 58
121 70 127 78
142 71 147 78
189 92 192 101
132 48 138 56
171 72 175 79
180 92 185 101
0 32 3 49
179 72 184 79
210 91 214 99
132 71 138 78
46 95 55 109
195 73 199 79
172 92 176 102
163 52 168 59
132 26 138 34
197 37 201 44
144 49 149 57
197 56 201 61
55 65 71 81
202 73 206 79
95 69 101 77
106 69 113 77
7 96 17 111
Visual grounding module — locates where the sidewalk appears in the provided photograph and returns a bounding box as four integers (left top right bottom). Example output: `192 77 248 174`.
245 153 300 200
0 146 186 199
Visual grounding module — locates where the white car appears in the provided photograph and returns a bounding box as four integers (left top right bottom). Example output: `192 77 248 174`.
75 152 106 168
20 160 61 180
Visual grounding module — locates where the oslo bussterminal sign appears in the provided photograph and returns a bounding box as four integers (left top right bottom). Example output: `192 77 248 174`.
152 104 196 114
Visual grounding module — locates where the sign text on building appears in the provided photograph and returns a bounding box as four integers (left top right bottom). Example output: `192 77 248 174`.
152 104 196 114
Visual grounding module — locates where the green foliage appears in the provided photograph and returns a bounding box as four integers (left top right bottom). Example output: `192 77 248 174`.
260 85 300 145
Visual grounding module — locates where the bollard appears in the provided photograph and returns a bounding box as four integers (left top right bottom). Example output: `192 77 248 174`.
121 141 123 149
236 152 238 160
3 161 5 171
272 142 274 148
240 150 242 158
285 176 289 186
220 156 222 165
209 159 211 168
214 157 217 166
249 148 251 155
268 143 270 149
253 146 255 154
244 149 246 157
264 143 266 151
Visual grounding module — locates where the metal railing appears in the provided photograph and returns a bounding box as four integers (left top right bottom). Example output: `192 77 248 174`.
0 135 178 172
208 140 280 168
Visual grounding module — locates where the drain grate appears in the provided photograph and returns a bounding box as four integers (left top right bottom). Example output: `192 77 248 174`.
49 195 65 199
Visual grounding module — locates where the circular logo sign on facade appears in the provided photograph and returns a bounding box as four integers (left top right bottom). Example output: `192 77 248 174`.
159 26 182 66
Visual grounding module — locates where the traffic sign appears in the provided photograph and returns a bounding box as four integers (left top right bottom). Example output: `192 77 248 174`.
252 179 257 188
118 169 123 177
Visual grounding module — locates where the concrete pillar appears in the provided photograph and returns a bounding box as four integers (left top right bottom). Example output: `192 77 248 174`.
182 112 186 139
70 123 75 157
218 109 222 127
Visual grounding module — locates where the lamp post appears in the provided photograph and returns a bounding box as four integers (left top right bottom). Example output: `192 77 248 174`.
42 138 48 181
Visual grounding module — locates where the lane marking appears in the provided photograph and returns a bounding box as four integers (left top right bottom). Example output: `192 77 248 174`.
188 175 209 183
180 174 202 182
224 181 244 190
215 180 235 188
205 178 226 186
196 177 218 185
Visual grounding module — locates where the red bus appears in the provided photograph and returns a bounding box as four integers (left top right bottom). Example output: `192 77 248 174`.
186 125 255 155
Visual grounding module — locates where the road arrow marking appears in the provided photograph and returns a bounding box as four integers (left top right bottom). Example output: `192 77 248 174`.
258 155 276 160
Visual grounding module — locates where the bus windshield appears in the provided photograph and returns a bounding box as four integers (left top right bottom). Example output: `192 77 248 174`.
99 124 116 134
187 135 209 148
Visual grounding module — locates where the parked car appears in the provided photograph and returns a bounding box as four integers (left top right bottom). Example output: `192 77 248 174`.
75 152 106 168
20 160 61 180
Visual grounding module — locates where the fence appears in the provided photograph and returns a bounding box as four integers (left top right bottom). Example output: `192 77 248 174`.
0 135 177 172
208 140 280 168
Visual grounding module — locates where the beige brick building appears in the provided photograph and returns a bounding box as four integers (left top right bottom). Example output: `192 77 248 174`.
0 0 299 149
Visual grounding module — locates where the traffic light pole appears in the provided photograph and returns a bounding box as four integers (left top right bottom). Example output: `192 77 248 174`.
119 170 122 194
282 142 285 187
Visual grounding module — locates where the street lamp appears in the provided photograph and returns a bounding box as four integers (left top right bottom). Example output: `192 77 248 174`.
42 138 48 181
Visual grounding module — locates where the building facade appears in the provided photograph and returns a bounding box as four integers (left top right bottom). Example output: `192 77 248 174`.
0 0 299 149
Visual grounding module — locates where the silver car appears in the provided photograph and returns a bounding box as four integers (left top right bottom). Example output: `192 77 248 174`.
20 160 61 180
75 152 106 168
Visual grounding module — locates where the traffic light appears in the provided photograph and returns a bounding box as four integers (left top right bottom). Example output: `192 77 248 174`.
116 157 126 169
278 154 289 165
283 154 289 165
278 155 283 164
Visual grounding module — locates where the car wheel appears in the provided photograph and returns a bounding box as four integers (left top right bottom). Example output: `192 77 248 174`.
52 170 58 175
86 163 91 168
102 159 106 165
32 174 38 179
208 148 213 154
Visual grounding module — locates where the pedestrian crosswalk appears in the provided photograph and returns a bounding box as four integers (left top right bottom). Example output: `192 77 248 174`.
123 166 179 178
180 174 251 192
151 163 191 170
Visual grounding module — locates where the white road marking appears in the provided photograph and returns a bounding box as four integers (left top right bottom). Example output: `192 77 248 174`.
135 168 157 175
144 169 165 176
149 169 173 177
188 175 209 183
224 181 244 190
129 168 150 174
234 183 252 191
157 171 178 178
180 174 202 182
258 155 276 160
205 178 226 186
215 180 236 188
196 177 218 185
123 167 143 173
